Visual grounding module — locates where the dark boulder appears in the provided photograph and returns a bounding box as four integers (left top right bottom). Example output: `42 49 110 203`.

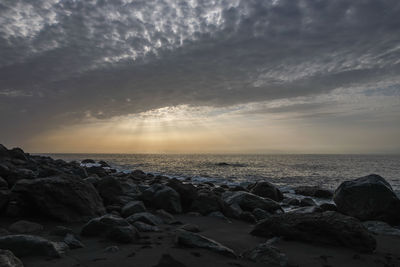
0 235 68 258
248 181 283 202
153 186 182 214
0 249 23 267
251 211 376 253
295 186 333 199
166 179 198 212
333 174 400 225
12 175 105 222
190 192 224 215
96 176 124 205
8 148 28 162
81 159 95 164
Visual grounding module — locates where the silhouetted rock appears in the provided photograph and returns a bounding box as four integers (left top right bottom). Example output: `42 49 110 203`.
0 235 68 258
175 229 236 258
0 249 23 267
121 201 146 217
242 242 288 267
222 191 282 213
251 211 376 253
191 192 224 215
166 179 198 212
81 214 138 243
9 221 43 234
248 181 283 202
333 174 400 225
153 186 182 214
12 175 105 222
81 159 96 164
96 176 124 205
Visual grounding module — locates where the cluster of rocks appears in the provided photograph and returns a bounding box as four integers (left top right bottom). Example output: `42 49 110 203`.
0 144 400 267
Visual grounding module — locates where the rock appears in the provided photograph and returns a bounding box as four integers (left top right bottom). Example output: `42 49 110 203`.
132 222 160 232
208 211 231 222
175 229 236 258
64 234 84 249
4 169 36 187
8 148 28 161
248 181 283 202
180 224 201 233
12 175 105 222
0 235 68 258
98 161 110 168
224 203 243 218
319 203 337 212
0 189 10 211
81 214 138 243
190 192 224 215
86 166 107 177
121 201 146 217
251 211 376 253
0 145 9 158
0 249 23 267
222 191 282 213
153 254 187 267
299 197 317 207
156 209 176 224
104 246 119 253
9 221 43 234
242 242 288 267
294 186 333 199
239 211 257 223
252 208 271 221
96 176 124 205
153 186 182 214
287 206 322 214
363 221 400 237
333 174 400 225
49 226 74 237
166 179 198 212
126 212 163 226
81 159 96 164
0 177 8 189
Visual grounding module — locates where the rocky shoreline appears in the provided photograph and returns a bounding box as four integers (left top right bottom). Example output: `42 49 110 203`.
0 144 399 267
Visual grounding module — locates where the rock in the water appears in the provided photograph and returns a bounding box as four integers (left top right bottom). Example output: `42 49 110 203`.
251 211 376 253
64 234 84 249
0 249 23 267
153 187 182 214
294 186 333 199
222 191 282 213
9 221 43 234
242 242 288 267
333 174 400 225
81 214 139 243
0 235 68 258
121 201 146 218
12 175 105 222
175 229 236 258
363 221 400 237
126 212 163 226
153 254 187 267
248 181 283 202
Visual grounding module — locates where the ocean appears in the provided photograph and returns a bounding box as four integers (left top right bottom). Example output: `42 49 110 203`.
45 154 400 195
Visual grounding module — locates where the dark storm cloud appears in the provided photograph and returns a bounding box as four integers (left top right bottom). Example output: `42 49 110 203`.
1 0 400 143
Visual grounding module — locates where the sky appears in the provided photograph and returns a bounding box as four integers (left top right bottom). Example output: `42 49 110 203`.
0 0 399 154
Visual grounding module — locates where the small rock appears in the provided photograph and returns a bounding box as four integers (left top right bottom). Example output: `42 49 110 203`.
64 234 84 249
0 249 23 267
9 221 43 234
175 229 236 258
242 242 288 267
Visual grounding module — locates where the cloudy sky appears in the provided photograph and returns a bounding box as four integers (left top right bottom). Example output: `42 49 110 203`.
1 0 399 153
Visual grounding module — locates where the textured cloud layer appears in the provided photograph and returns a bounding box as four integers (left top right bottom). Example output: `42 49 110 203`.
1 0 400 150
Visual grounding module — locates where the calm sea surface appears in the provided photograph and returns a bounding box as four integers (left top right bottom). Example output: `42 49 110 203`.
44 154 400 194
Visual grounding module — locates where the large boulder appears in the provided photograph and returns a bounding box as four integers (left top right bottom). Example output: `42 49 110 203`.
153 186 182 214
166 179 198 211
96 176 124 205
0 249 23 267
333 174 400 225
175 229 236 258
222 191 282 213
0 235 68 258
251 211 376 253
248 181 283 202
190 192 224 215
81 214 139 243
12 175 105 222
